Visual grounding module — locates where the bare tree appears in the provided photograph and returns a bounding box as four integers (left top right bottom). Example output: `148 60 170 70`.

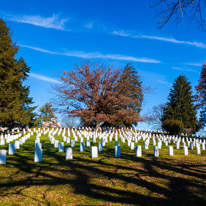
148 104 165 129
150 0 206 30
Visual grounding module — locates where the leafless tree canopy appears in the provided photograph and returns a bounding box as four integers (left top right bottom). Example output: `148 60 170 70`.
150 0 206 30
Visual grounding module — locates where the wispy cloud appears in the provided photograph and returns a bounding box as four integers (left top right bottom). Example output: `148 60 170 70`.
30 73 61 84
85 22 94 29
112 30 206 49
157 80 172 87
171 66 198 73
112 30 130 37
184 62 204 67
19 44 161 63
5 14 68 30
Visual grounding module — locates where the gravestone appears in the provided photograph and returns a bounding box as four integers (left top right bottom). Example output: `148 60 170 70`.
34 145 42 162
98 142 103 152
91 146 98 158
54 140 59 148
154 146 159 157
196 145 201 155
71 140 75 147
136 145 142 157
80 142 85 152
183 146 188 155
130 142 135 150
86 140 90 147
176 142 180 149
144 141 149 150
0 150 7 164
58 142 64 152
65 147 73 159
168 146 174 156
8 143 15 155
114 146 121 157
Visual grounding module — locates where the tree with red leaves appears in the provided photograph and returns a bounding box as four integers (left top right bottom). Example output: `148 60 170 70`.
196 63 206 128
54 63 143 128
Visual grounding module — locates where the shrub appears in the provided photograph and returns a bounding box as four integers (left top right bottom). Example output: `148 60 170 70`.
162 119 184 135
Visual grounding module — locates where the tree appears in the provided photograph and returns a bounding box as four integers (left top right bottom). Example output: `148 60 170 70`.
162 119 184 135
148 104 166 130
39 103 56 121
150 0 206 31
162 75 198 132
0 19 36 129
54 63 143 128
196 63 206 128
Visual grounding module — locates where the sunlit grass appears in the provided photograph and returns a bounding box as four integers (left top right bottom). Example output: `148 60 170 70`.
0 132 206 205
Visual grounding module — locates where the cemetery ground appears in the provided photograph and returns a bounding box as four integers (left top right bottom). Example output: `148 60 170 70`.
0 132 206 205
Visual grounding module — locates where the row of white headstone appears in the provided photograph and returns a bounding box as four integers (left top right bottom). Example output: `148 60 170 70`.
0 133 31 164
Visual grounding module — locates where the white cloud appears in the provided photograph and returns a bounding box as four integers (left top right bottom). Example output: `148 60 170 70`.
184 62 204 67
85 22 94 29
5 14 68 30
112 30 206 49
29 73 61 84
112 30 130 37
171 66 198 73
157 80 172 87
19 44 161 63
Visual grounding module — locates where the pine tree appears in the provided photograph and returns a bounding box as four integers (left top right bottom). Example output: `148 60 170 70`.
162 75 198 132
196 63 206 128
112 63 143 127
0 19 36 129
39 103 56 121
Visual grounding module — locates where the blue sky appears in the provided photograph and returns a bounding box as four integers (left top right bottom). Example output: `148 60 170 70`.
1 0 205 132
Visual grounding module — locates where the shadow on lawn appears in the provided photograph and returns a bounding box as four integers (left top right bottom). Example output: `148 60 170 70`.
0 138 206 206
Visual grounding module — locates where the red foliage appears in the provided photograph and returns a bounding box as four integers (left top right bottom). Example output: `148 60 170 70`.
55 63 142 128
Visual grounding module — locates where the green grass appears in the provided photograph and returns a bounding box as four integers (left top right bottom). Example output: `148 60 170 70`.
0 132 206 205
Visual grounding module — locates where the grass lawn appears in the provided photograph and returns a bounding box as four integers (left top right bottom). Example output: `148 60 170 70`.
0 132 206 205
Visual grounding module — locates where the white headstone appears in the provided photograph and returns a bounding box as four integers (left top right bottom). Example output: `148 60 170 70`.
34 146 42 162
154 146 159 157
66 138 70 144
183 146 188 155
130 142 135 150
86 140 90 147
8 143 15 155
144 141 149 150
168 146 174 156
196 146 201 155
91 146 98 158
65 147 73 159
80 142 85 152
71 140 75 147
98 142 103 152
114 146 121 157
136 145 142 157
0 150 7 164
54 140 59 148
58 142 64 152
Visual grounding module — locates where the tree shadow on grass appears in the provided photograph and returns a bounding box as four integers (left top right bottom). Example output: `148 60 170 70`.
0 137 206 206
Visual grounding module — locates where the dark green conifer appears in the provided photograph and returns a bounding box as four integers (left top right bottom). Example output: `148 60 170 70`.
0 19 36 128
162 75 198 132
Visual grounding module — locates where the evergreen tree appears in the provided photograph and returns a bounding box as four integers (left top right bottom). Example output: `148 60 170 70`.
0 19 36 129
162 75 198 132
113 63 143 127
39 103 56 122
